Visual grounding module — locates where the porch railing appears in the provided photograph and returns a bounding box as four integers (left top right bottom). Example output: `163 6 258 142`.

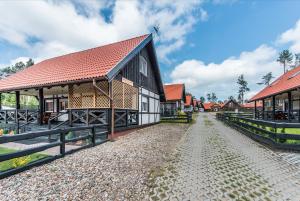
217 112 300 151
0 109 39 124
0 125 108 179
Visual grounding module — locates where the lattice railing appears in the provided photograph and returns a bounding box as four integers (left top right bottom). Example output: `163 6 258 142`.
112 80 138 110
68 81 110 109
68 80 138 110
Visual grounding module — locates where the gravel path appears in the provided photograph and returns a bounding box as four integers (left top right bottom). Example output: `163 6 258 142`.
0 123 189 201
149 113 300 200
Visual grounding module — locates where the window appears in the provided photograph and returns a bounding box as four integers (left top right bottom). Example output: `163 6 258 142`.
45 100 54 112
139 56 147 76
141 96 149 112
59 99 68 111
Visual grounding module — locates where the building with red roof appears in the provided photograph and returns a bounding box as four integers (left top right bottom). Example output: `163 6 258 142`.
221 99 241 112
184 94 194 112
250 65 300 121
0 34 165 132
160 83 186 116
203 102 221 112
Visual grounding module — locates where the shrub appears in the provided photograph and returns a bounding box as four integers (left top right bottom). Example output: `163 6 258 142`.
11 156 31 168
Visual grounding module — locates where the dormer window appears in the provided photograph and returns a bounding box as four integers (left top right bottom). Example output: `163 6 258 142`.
139 56 147 76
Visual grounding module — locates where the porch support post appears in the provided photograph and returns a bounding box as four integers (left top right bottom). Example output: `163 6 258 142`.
254 101 257 119
272 96 276 121
38 88 44 125
262 99 265 120
0 93 2 110
15 91 20 109
288 91 292 122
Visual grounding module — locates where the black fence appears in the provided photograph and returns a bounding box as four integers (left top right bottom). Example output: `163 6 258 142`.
0 125 108 179
216 112 300 151
161 112 193 123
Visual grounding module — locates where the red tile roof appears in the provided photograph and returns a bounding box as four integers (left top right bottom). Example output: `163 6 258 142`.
185 95 192 106
203 102 221 110
0 35 149 92
242 101 263 108
163 84 185 101
203 102 214 110
250 65 300 101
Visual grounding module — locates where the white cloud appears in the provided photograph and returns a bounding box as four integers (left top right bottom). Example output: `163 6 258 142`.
277 19 300 53
200 8 208 21
170 45 280 100
0 0 205 65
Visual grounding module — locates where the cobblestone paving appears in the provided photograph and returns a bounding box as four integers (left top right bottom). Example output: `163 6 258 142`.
147 113 300 201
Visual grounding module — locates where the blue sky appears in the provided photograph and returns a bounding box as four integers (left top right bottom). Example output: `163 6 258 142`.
0 0 300 101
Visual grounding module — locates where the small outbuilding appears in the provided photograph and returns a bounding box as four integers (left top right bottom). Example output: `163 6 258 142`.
160 84 186 116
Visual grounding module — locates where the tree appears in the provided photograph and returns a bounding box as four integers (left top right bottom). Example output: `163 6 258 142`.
257 72 274 86
211 92 217 102
228 96 235 101
200 96 205 103
295 53 300 67
26 58 34 67
277 50 293 73
1 58 34 75
207 93 211 102
237 74 250 104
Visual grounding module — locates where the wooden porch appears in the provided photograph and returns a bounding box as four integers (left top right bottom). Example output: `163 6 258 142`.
0 79 139 134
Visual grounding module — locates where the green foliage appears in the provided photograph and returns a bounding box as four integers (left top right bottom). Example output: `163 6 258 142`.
277 49 293 73
66 131 75 140
200 96 205 102
237 74 250 104
1 58 34 74
257 72 274 86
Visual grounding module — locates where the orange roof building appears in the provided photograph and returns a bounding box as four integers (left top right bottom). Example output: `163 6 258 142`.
161 84 186 116
250 65 300 121
0 34 165 130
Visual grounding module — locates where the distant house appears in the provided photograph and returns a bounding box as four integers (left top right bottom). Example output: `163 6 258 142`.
242 101 263 111
0 34 165 132
250 65 300 122
221 99 241 112
203 102 221 112
184 94 193 112
160 84 186 116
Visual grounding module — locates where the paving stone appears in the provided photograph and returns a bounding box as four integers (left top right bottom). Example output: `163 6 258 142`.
148 113 300 201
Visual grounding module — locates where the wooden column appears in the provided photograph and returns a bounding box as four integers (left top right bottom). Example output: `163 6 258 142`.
288 91 292 122
0 93 2 110
272 96 276 121
262 99 265 120
15 91 20 109
38 88 44 125
254 101 257 119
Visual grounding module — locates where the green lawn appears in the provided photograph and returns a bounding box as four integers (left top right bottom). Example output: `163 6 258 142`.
0 147 48 172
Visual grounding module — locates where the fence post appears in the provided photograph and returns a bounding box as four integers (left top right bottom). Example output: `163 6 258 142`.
91 127 96 146
60 130 65 156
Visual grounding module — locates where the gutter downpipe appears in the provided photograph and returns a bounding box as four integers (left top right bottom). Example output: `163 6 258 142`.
93 79 115 140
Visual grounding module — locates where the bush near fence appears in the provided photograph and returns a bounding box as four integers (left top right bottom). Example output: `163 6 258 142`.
216 112 300 151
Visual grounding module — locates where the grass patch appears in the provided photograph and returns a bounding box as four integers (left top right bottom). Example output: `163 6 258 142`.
0 147 48 172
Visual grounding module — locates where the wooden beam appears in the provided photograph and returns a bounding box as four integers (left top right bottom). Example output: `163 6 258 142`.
288 91 292 122
254 101 257 119
15 91 20 110
38 88 44 125
272 96 276 121
262 99 265 120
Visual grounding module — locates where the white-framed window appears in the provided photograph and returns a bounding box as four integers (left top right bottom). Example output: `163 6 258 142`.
139 56 147 76
141 96 149 112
